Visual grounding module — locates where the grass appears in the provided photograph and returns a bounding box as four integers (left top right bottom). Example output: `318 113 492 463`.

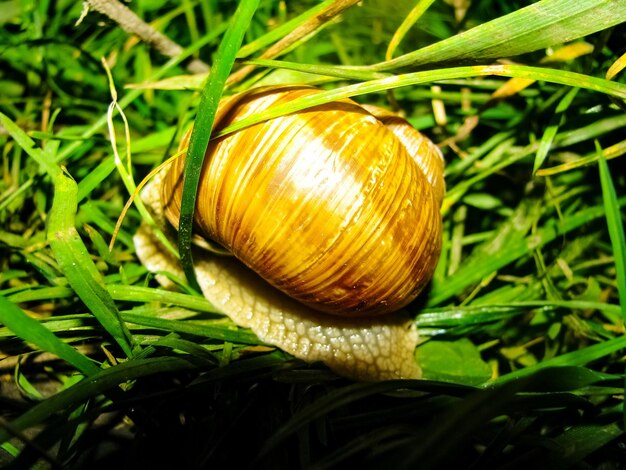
1 0 625 467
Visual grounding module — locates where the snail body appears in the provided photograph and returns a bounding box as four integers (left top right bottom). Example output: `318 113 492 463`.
161 86 444 317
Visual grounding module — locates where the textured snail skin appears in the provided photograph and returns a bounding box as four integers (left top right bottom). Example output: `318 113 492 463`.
161 86 444 317
135 169 421 380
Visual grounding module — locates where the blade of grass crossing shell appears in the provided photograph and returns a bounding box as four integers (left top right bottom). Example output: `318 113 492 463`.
177 0 260 291
0 112 135 358
597 141 626 430
0 295 100 376
214 65 626 138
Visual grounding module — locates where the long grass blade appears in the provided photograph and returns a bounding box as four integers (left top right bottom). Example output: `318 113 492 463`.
386 0 436 61
0 356 198 445
493 335 626 385
214 65 626 138
533 87 579 174
0 294 100 376
47 172 135 357
0 112 135 358
597 141 626 430
427 196 626 306
373 0 626 70
597 144 626 314
177 0 260 291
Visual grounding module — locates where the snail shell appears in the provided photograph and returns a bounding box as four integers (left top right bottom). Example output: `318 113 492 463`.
161 86 444 317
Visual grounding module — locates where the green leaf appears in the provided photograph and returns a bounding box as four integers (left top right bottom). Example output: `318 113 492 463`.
419 338 492 386
375 0 626 70
0 294 100 376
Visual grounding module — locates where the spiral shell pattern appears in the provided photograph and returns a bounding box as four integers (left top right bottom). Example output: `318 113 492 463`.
162 86 444 317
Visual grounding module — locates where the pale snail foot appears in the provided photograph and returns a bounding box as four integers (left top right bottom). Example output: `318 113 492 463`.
133 169 422 381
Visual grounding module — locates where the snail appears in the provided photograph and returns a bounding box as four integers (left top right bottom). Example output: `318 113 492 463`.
134 85 444 380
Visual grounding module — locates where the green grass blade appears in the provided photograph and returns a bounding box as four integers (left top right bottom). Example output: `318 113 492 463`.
533 87 579 174
533 422 623 467
236 0 335 58
418 300 622 328
0 112 135 357
375 0 626 70
48 172 135 358
427 196 626 306
76 156 116 202
386 0 436 60
0 356 198 445
0 294 100 376
597 141 626 431
121 312 260 344
246 58 388 81
54 23 227 164
258 380 476 458
597 144 626 314
493 335 626 385
177 0 260 291
107 285 216 312
0 112 60 179
214 65 626 139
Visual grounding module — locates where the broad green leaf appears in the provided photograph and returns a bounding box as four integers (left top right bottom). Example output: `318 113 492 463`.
419 339 492 385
